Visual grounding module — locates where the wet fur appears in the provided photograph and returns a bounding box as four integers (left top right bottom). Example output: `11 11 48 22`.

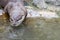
1 0 27 26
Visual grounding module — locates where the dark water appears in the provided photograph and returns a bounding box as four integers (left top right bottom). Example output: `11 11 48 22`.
0 18 60 40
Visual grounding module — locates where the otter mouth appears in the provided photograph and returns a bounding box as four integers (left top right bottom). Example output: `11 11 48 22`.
10 15 25 27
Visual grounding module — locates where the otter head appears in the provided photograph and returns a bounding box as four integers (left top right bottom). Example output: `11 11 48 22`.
4 2 27 26
10 8 26 26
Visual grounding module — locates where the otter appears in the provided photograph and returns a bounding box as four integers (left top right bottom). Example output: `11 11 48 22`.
33 0 60 9
0 0 27 26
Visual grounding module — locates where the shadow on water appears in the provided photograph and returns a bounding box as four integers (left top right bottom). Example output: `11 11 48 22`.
0 17 60 40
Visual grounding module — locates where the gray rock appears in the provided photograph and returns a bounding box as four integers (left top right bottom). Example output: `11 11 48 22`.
33 0 47 9
33 0 60 9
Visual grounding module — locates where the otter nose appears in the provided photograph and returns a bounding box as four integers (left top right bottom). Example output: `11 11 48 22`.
13 23 16 26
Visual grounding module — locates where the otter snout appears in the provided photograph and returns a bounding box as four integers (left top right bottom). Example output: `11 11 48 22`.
10 14 25 26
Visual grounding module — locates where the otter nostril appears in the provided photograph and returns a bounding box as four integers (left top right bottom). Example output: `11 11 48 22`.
13 24 16 26
10 18 13 21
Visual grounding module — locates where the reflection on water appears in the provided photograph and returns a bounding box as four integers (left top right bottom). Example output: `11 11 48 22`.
0 17 60 40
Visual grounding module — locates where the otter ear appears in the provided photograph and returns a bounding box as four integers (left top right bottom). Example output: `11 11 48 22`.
8 4 13 10
4 2 13 12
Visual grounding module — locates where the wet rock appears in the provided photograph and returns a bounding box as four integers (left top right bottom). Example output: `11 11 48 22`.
33 0 60 9
26 6 59 19
33 0 47 9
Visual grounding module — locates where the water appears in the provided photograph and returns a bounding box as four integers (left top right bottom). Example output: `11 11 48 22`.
0 17 60 40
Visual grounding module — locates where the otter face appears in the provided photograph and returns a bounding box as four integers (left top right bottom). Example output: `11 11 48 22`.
9 5 26 26
4 2 27 26
10 10 25 26
10 15 25 26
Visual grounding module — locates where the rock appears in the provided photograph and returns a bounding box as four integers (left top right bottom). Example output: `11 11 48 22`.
33 0 47 9
33 0 60 9
26 6 59 19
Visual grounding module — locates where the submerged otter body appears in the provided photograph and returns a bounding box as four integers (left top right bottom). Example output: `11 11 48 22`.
0 0 27 26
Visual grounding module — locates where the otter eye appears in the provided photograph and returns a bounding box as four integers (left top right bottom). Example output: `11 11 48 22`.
10 18 13 21
16 16 22 21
